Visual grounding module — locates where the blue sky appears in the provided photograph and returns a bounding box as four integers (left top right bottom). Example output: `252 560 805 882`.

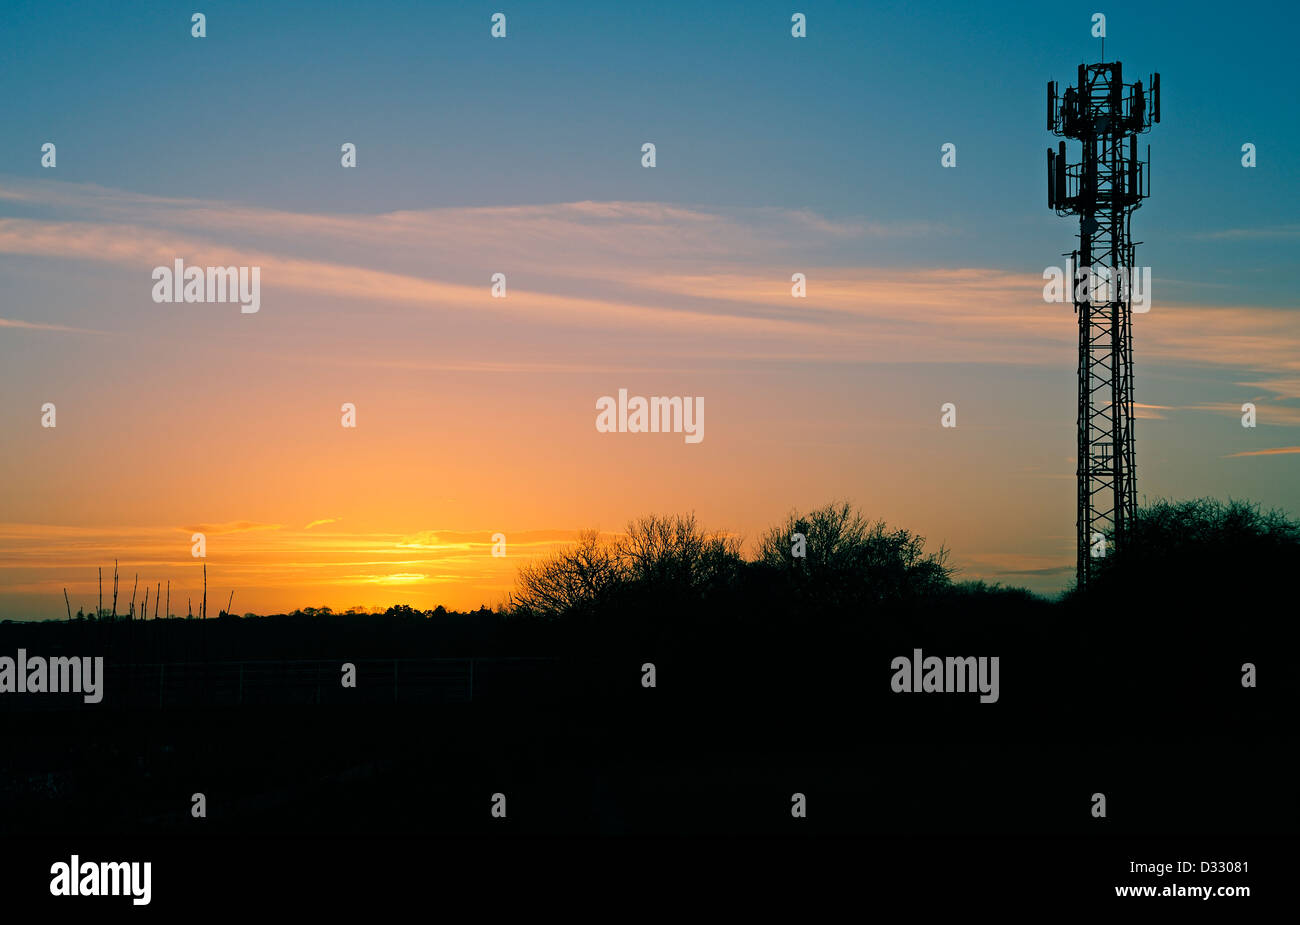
3 1 1296 268
1 0 1297 613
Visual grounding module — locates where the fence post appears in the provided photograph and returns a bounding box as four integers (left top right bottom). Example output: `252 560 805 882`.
158 663 164 708
469 658 475 702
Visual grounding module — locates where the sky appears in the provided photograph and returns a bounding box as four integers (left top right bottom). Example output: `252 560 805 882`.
1 0 1298 617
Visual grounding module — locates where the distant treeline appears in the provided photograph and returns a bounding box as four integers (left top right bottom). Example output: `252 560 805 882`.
2 499 1294 838
6 498 1295 667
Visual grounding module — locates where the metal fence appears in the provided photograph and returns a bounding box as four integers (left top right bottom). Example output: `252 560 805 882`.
0 656 561 710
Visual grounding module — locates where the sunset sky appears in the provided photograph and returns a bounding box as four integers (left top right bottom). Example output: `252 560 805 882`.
2 0 1298 617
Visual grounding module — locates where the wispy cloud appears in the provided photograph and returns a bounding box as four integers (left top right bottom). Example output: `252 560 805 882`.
1225 446 1300 458
1189 224 1300 241
0 520 602 616
1133 402 1175 420
1180 401 1300 427
0 317 106 335
2 178 1298 377
181 521 283 536
1237 377 1300 401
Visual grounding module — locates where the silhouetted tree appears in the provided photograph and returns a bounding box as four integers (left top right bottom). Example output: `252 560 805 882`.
511 515 744 620
512 530 625 619
756 501 953 608
618 513 743 598
1080 497 1300 608
512 505 955 623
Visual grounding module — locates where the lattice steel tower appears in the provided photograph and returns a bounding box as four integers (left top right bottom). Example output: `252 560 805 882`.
1047 62 1160 588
